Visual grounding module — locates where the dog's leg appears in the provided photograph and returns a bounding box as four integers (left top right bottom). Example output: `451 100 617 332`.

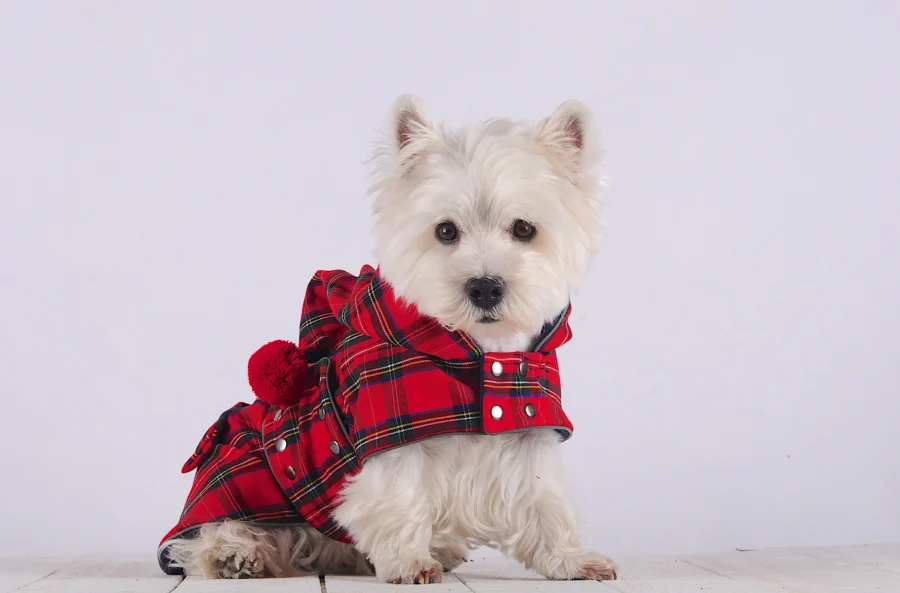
430 537 469 572
334 444 443 584
163 522 372 579
511 490 617 581
164 522 273 578
286 523 375 576
506 434 617 581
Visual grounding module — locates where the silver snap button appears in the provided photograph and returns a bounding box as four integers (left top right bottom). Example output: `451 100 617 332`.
519 361 528 375
273 410 283 421
318 406 326 420
285 465 296 479
524 403 536 418
275 438 287 453
490 405 503 420
491 361 503 376
329 441 340 455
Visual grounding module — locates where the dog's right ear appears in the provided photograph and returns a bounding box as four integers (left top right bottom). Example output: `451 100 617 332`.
388 94 440 175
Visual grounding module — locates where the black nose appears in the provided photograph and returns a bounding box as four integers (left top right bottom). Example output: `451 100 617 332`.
466 277 505 310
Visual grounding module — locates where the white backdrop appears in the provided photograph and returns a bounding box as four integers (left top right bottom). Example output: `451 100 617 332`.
1 1 898 558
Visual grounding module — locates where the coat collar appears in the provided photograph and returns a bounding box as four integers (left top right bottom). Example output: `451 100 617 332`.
307 265 573 361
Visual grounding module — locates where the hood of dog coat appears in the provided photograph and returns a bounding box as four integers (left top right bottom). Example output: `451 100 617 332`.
301 265 574 362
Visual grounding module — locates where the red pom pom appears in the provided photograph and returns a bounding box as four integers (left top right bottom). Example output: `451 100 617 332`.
247 340 308 407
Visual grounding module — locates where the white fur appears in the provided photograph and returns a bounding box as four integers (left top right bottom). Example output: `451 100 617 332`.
371 95 603 347
164 521 372 578
165 96 615 583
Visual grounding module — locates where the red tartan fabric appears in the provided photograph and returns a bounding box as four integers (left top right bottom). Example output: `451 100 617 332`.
158 266 574 574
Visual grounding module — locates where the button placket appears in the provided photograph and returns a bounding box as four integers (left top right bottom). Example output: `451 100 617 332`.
318 359 329 422
266 410 296 480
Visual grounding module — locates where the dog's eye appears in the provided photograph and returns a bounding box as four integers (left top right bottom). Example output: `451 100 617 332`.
435 221 459 244
511 219 537 242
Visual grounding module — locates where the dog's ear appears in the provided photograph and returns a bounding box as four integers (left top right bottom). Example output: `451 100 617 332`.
388 94 440 175
534 100 597 180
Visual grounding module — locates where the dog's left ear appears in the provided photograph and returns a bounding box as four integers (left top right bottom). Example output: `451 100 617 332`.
388 94 441 175
534 100 597 180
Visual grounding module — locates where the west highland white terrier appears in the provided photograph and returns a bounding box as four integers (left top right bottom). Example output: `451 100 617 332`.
160 95 615 583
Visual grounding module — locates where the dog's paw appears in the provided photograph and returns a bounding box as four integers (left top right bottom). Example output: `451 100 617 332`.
214 549 264 579
384 558 444 584
540 551 617 581
574 553 617 581
568 552 618 581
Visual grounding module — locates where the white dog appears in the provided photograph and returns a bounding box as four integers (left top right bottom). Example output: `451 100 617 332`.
165 96 615 583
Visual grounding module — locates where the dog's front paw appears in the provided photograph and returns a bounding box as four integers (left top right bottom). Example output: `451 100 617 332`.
574 552 617 581
382 557 444 584
214 549 264 579
541 551 617 581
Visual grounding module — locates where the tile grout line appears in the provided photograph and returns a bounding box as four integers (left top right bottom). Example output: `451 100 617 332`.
12 559 77 592
793 547 900 580
678 557 783 593
603 575 629 592
585 577 622 591
453 571 476 592
13 569 63 592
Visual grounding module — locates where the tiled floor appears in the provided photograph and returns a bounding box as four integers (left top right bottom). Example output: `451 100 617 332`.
3 545 899 592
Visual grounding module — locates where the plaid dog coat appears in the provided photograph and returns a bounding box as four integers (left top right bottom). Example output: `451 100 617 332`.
158 266 575 574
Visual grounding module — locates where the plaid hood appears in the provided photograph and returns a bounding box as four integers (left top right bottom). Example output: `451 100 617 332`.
305 266 574 362
159 266 575 574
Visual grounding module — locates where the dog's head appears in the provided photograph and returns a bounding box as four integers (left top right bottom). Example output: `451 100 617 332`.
371 96 604 349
